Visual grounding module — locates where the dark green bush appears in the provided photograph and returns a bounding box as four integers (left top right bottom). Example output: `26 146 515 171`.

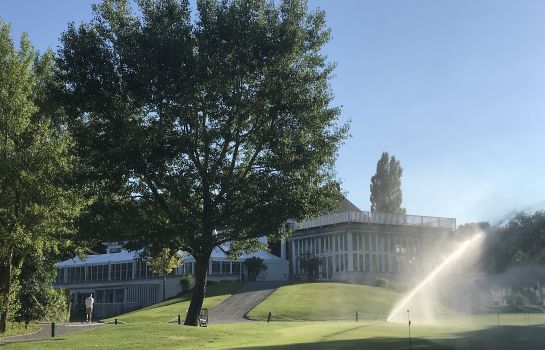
180 275 193 291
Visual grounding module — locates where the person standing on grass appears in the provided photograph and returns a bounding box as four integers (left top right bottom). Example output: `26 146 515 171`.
84 294 94 323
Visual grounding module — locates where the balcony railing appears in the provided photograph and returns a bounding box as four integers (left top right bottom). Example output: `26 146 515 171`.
296 211 456 231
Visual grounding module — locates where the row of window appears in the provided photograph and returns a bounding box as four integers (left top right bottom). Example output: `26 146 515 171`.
296 253 418 275
294 232 419 256
57 261 243 284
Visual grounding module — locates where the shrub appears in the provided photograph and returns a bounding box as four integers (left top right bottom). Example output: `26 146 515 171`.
245 257 267 281
375 278 389 288
180 275 193 291
373 278 407 293
299 252 321 281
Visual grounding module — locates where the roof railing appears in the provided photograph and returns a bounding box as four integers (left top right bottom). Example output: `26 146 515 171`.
296 211 456 230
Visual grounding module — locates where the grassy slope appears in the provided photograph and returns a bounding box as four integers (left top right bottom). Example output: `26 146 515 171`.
247 282 401 321
103 281 245 323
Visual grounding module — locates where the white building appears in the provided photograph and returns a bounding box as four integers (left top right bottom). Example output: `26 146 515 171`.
289 199 456 284
56 243 288 319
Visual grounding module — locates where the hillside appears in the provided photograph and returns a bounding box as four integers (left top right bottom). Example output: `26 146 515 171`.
247 282 401 321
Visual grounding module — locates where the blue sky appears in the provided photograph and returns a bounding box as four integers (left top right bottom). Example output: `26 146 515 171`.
1 0 544 224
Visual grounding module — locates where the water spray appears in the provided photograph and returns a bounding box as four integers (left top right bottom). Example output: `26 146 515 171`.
387 233 484 323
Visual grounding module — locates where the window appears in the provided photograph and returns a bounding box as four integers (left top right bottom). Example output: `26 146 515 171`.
212 262 220 275
221 262 231 275
115 289 124 303
321 237 325 254
232 262 240 274
335 255 339 272
68 266 84 284
56 268 65 284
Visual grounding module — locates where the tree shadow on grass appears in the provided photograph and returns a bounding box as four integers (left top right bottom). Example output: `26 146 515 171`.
437 324 545 350
231 325 545 350
231 337 451 350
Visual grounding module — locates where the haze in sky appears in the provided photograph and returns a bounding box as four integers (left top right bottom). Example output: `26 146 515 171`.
1 0 544 225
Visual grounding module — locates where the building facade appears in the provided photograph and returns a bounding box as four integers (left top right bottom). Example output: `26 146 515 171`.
55 198 456 318
55 244 288 319
289 199 456 284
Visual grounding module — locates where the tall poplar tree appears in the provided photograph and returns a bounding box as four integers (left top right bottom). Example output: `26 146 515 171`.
370 152 406 215
57 0 347 325
0 22 83 332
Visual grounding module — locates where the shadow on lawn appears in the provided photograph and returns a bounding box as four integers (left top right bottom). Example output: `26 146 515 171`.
232 325 545 350
231 337 450 350
437 324 545 350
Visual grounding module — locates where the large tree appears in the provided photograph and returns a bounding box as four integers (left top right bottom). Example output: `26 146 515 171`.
0 22 83 332
57 0 347 325
370 152 406 215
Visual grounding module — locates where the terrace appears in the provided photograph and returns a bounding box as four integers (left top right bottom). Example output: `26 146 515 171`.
296 211 456 231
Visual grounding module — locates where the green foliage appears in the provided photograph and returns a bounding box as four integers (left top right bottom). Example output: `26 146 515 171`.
180 275 193 292
370 152 405 215
479 211 545 273
57 0 347 325
245 257 267 281
0 20 84 332
298 252 321 281
147 248 183 277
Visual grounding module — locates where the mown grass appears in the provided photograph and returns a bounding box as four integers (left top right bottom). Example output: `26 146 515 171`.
5 314 545 349
247 282 400 321
5 282 545 349
0 322 39 338
103 281 245 323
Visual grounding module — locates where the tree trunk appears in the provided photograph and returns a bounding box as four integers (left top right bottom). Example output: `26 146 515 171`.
0 251 13 333
184 254 210 326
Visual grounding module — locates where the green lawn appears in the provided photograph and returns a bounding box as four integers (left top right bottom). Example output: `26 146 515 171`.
4 282 545 349
247 282 401 321
103 281 245 323
0 322 39 338
4 315 545 349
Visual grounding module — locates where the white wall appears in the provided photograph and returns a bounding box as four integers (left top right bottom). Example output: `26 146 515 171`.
262 260 289 281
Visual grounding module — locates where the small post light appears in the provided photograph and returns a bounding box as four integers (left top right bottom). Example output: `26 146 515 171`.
51 322 55 338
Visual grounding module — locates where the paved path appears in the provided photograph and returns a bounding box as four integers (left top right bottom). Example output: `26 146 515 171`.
208 281 286 324
0 322 104 345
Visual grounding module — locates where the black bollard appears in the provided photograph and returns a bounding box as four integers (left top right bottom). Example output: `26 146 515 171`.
267 312 272 323
178 315 181 325
51 322 55 338
356 311 358 322
115 318 118 325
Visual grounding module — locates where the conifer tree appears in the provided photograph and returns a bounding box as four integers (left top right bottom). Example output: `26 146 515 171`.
370 152 406 215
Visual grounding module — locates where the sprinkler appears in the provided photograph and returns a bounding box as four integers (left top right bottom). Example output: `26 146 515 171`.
407 309 412 350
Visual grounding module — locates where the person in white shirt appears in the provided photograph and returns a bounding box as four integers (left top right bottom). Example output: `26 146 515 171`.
84 294 94 323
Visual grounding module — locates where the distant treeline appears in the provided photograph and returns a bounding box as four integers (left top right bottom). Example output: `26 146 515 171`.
460 211 545 273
